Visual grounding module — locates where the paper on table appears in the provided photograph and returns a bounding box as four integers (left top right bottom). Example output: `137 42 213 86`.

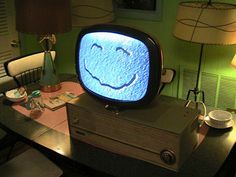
43 98 66 111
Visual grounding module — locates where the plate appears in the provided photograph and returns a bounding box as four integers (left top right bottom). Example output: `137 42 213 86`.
5 89 27 102
204 116 234 129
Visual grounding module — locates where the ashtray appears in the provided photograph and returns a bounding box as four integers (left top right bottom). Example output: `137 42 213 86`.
5 88 27 102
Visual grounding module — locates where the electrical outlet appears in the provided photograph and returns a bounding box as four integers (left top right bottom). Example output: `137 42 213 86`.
161 69 175 83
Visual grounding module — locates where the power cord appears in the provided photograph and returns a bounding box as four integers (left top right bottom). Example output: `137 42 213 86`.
185 100 207 126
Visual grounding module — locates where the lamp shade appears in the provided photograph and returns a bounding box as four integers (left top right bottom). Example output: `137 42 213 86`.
15 0 72 34
231 54 236 68
71 0 114 27
173 2 236 45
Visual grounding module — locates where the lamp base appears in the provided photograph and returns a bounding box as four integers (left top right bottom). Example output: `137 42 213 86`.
186 88 205 102
40 83 61 92
186 44 205 103
39 51 61 92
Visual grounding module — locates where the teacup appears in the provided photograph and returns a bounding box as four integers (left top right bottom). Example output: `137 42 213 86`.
208 110 232 126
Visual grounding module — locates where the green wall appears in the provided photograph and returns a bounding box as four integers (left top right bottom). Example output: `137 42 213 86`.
20 0 236 101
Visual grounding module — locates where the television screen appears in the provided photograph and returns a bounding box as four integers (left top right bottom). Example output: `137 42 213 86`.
76 24 162 108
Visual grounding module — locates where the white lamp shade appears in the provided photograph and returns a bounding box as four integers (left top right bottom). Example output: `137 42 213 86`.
71 0 114 27
231 54 236 68
173 2 236 45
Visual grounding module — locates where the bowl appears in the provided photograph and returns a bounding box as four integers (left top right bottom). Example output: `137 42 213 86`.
208 110 232 125
5 89 27 102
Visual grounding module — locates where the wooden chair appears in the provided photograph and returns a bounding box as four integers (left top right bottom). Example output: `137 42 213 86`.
4 51 56 87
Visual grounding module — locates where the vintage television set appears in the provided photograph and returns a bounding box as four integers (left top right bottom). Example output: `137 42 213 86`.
67 24 200 171
75 24 163 109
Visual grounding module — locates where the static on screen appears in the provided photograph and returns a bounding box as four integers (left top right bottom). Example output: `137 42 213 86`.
78 32 150 102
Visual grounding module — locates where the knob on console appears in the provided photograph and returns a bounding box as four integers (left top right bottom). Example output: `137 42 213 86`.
160 150 176 165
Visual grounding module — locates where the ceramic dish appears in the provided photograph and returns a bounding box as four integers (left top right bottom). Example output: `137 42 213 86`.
208 110 232 123
204 116 234 129
5 89 27 102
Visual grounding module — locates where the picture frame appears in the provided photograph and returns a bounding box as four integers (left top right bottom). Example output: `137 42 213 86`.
115 0 162 21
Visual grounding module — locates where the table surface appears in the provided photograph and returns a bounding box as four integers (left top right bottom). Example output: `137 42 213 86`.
0 74 235 177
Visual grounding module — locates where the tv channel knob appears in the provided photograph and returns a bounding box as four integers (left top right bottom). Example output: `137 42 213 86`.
160 150 176 165
72 117 80 125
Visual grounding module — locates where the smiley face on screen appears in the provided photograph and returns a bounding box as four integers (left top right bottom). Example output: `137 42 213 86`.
78 32 150 101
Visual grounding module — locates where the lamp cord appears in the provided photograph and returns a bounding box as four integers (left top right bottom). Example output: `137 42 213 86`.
185 100 207 126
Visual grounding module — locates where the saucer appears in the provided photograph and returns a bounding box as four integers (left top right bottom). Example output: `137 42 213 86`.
204 116 234 129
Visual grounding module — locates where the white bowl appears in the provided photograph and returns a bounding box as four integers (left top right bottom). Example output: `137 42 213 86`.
5 89 27 102
208 110 232 125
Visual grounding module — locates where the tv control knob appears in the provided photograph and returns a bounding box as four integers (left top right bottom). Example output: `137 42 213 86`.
160 150 176 165
72 117 79 124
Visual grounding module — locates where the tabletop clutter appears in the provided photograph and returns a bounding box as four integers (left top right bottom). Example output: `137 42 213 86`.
5 86 79 112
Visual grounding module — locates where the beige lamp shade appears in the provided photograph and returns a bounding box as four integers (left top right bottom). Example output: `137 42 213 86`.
71 0 114 27
173 2 236 45
231 54 236 68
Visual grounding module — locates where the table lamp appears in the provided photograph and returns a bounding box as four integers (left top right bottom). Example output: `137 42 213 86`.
231 54 236 68
15 0 72 92
173 1 236 102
